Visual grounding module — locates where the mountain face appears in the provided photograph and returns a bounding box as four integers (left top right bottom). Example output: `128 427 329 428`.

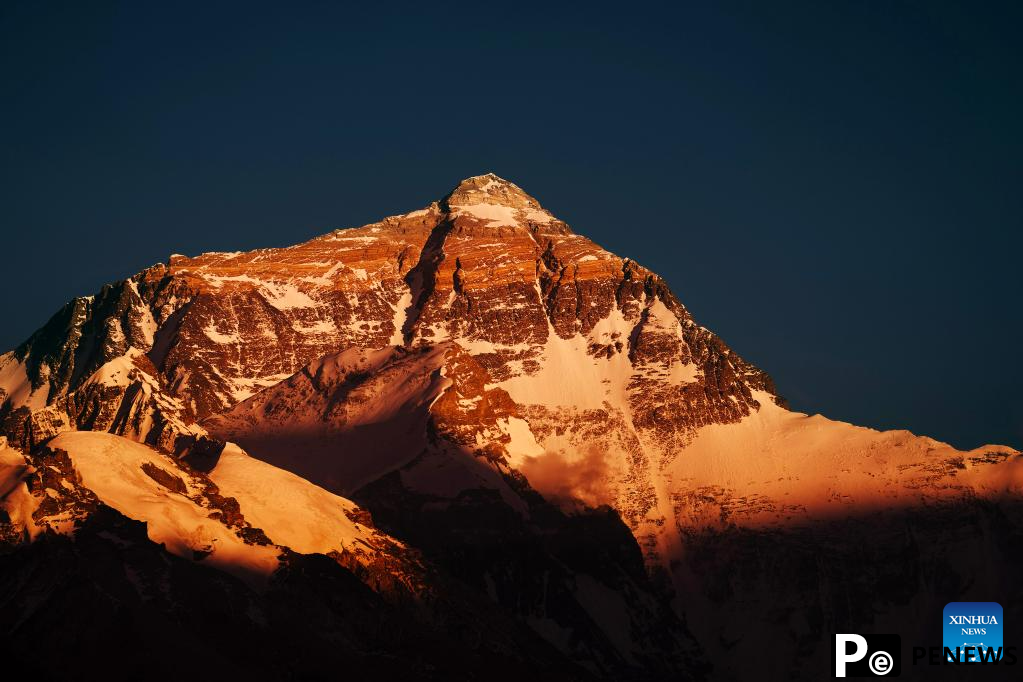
1 174 1020 680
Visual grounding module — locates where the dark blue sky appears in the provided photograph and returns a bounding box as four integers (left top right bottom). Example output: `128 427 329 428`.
2 1 1020 448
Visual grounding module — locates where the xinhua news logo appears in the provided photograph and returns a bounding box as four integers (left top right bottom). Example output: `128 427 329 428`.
835 634 900 677
943 602 1003 663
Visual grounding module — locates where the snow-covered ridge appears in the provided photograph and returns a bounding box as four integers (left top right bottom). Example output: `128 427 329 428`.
451 203 555 228
667 391 1023 528
0 352 48 411
33 431 406 588
209 443 399 557
0 437 40 540
49 431 280 585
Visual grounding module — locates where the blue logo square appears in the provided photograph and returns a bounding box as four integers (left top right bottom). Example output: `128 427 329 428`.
944 602 1003 662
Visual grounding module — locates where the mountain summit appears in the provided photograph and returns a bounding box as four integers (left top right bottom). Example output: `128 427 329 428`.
439 172 567 233
444 172 540 206
1 175 1020 680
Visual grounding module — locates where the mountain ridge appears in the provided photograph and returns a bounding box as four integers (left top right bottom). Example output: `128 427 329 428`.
1 174 1020 680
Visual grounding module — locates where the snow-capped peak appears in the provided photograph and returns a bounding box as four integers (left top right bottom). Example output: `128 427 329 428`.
445 173 535 206
442 173 559 228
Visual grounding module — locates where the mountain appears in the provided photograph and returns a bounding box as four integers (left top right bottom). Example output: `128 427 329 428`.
1 173 1020 680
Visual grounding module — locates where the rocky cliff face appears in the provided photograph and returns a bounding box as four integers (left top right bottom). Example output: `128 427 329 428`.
2 173 776 572
1 173 1020 680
